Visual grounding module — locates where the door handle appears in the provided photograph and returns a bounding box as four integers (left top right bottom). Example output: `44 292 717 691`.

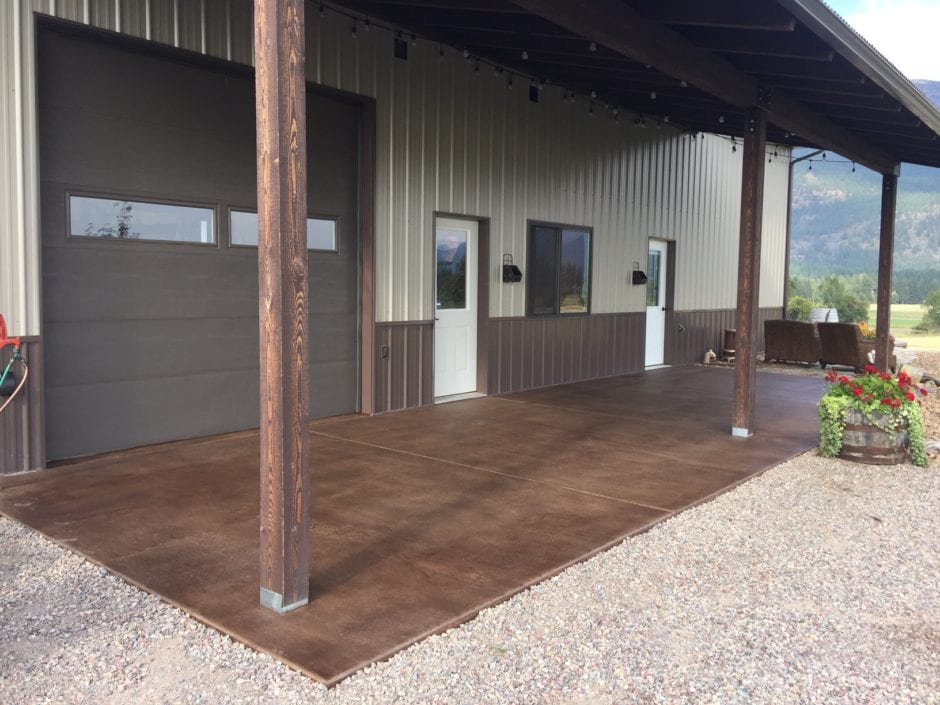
662 306 667 311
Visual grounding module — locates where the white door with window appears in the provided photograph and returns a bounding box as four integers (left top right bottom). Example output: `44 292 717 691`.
645 240 668 367
434 217 478 397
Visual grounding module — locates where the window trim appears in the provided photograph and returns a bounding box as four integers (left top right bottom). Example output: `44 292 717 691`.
66 190 218 247
525 220 593 317
228 206 342 253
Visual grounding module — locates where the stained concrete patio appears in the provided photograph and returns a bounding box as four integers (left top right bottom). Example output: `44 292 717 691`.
0 366 824 684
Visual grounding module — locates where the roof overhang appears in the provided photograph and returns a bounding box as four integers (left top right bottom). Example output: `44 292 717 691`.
332 0 940 171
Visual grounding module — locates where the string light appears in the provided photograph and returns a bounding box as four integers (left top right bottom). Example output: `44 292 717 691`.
314 2 673 130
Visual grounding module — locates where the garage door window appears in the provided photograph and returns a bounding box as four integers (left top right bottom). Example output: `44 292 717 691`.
69 195 215 244
230 209 338 251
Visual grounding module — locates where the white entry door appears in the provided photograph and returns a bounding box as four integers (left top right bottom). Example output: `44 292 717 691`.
434 217 478 397
645 240 668 367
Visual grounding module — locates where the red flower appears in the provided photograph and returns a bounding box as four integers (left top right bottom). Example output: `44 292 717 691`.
864 364 878 374
881 398 892 405
906 392 916 402
853 387 863 397
838 375 850 384
922 388 929 397
879 373 891 381
825 370 837 383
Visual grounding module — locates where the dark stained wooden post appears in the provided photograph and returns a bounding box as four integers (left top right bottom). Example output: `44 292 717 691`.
732 107 767 438
875 170 899 372
254 0 310 613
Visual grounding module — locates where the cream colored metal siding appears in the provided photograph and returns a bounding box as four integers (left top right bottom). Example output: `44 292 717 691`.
0 1 41 336
1 0 791 333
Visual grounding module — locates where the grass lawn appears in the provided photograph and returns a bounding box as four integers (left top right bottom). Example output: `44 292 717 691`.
867 303 940 351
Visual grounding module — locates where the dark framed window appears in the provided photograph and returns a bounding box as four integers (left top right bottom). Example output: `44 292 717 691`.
68 194 215 245
526 222 592 316
229 208 338 252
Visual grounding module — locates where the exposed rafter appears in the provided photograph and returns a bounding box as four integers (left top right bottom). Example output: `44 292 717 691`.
509 0 897 173
629 0 797 32
778 0 940 139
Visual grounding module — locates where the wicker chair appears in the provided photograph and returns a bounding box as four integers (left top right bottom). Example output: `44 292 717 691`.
764 320 821 365
816 322 897 372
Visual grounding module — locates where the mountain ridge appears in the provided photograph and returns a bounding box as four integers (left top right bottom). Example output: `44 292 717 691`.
789 79 940 281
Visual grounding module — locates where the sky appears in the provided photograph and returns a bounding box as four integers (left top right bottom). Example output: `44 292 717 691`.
824 0 940 80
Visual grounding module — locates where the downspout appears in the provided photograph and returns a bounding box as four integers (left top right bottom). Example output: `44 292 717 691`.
782 149 824 316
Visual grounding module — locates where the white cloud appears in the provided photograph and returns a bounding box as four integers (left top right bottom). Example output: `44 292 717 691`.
838 1 940 80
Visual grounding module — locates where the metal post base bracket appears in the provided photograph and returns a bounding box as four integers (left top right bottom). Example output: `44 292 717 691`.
260 588 308 614
731 426 753 438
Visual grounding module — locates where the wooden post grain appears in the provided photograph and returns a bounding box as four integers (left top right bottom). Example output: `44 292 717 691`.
254 0 309 613
875 171 898 373
732 107 767 438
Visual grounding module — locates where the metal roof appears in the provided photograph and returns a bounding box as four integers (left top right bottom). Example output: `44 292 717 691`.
334 0 940 171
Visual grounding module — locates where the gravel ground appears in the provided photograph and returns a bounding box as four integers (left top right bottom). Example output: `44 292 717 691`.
2 448 937 705
911 351 940 456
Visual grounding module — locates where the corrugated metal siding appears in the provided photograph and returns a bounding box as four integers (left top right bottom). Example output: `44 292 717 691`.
373 321 433 413
487 313 646 395
1 0 791 334
0 2 41 337
664 307 784 367
0 338 44 475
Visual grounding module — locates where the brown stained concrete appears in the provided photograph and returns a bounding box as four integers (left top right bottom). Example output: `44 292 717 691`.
0 367 823 684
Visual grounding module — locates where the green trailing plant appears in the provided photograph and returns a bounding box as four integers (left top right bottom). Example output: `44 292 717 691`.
818 365 930 467
819 395 849 457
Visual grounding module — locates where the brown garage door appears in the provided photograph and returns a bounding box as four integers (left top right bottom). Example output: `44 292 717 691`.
39 26 361 461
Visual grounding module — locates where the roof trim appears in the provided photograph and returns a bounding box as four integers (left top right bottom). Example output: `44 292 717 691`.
777 0 940 140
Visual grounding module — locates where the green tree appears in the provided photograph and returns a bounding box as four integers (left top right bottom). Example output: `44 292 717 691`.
846 273 876 304
787 296 815 322
788 276 815 300
816 275 868 324
920 289 940 331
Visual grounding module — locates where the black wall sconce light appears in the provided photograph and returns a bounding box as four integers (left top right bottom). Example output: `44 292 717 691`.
631 261 648 285
502 254 523 283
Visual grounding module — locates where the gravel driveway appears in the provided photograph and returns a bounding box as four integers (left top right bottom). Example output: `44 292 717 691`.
2 450 937 705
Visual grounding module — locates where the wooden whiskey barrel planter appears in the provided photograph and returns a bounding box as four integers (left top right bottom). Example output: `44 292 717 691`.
840 408 908 465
